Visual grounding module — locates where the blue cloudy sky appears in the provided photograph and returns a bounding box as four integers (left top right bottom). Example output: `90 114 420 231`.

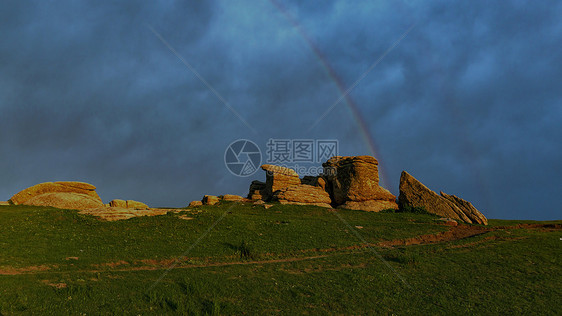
1 1 560 220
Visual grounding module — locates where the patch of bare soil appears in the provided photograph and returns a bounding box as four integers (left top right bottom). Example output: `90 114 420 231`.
92 260 130 268
85 255 332 273
377 224 490 247
0 265 52 275
495 223 562 231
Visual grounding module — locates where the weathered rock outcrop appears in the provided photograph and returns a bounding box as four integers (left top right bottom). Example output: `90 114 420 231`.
126 200 149 210
300 176 327 190
202 195 219 205
109 199 127 208
24 192 104 210
109 199 149 209
221 194 245 202
322 156 398 212
398 171 487 225
261 164 301 200
9 181 104 210
10 182 101 204
188 200 203 207
272 184 332 208
247 180 266 200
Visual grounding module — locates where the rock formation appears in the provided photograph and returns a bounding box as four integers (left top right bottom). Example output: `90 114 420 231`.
300 176 327 190
261 164 301 200
322 156 398 212
241 156 398 210
202 195 219 205
252 165 333 207
398 171 488 225
272 184 332 208
440 192 488 225
221 194 245 202
126 200 149 210
109 199 127 208
247 180 266 200
9 181 104 210
188 200 203 207
109 199 149 210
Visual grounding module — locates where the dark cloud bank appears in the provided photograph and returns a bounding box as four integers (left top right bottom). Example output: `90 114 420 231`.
1 1 560 220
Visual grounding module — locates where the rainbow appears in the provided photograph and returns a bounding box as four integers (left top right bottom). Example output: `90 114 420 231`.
270 0 393 189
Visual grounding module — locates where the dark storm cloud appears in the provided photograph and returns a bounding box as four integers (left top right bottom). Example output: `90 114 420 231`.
0 1 560 219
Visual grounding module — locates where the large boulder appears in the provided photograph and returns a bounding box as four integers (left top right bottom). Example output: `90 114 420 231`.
9 181 104 210
261 164 301 200
322 156 398 212
202 195 219 205
272 184 332 208
188 200 203 207
10 181 102 205
222 194 245 202
23 192 103 210
126 200 149 210
398 171 488 225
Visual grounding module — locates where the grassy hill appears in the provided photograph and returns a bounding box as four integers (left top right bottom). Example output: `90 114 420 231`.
0 203 560 315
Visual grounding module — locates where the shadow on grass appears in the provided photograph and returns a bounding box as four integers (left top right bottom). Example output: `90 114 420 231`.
223 241 258 260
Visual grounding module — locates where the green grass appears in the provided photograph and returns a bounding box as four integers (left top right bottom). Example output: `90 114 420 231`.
0 204 559 315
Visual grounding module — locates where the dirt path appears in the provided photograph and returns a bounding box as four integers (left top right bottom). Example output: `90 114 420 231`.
1 223 559 276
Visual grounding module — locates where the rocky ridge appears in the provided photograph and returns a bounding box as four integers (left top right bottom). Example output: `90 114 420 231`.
2 156 488 224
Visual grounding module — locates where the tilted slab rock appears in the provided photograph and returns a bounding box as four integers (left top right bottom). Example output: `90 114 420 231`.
398 171 487 225
10 181 102 205
272 184 332 208
440 192 488 225
322 156 397 211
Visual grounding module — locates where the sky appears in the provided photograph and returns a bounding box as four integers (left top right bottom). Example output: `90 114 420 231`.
0 1 560 220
